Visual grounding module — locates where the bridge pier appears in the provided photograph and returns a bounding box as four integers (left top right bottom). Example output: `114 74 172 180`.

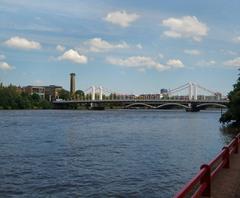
186 103 200 112
89 102 105 110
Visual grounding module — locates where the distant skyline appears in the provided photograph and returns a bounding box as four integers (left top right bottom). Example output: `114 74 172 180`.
0 0 239 95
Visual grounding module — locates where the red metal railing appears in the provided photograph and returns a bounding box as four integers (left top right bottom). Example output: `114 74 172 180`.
174 133 240 198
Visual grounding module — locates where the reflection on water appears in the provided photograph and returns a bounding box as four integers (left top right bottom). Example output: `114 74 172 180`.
219 126 240 144
0 110 234 197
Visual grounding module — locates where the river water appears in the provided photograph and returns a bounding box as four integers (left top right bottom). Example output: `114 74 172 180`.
0 110 233 197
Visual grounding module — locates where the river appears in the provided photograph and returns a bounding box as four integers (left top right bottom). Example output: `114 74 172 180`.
0 110 233 197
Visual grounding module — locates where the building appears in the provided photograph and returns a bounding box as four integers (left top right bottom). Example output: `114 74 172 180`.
23 86 45 99
160 88 169 98
215 92 222 100
160 89 168 94
44 85 63 101
23 85 63 101
138 94 161 100
16 86 23 94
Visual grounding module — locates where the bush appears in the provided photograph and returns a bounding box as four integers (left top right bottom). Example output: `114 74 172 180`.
220 70 240 125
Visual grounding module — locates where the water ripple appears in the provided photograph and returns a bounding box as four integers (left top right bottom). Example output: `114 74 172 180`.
0 110 227 197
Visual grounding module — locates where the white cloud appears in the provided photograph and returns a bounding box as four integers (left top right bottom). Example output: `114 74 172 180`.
164 31 181 38
138 68 146 72
0 54 5 60
158 53 164 59
0 62 13 70
233 36 240 43
107 56 166 71
4 36 41 50
162 16 208 41
220 49 238 56
106 56 184 71
86 38 129 52
208 60 216 65
34 80 44 85
56 45 65 52
104 10 139 27
196 60 216 67
184 49 201 55
58 49 88 64
136 44 143 49
166 59 184 68
224 57 240 67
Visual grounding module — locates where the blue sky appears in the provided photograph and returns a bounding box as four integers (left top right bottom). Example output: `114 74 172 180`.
0 0 239 95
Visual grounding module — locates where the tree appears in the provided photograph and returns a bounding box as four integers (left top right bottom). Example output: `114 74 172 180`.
75 90 85 99
59 89 70 100
31 93 40 102
39 100 52 109
16 95 32 109
220 70 240 125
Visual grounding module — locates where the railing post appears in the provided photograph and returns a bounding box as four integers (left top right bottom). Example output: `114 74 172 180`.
233 137 239 154
222 146 230 168
200 164 211 197
234 137 239 154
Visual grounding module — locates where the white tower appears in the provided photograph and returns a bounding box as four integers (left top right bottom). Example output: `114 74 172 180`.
99 86 103 101
188 82 193 100
91 86 95 101
193 83 198 101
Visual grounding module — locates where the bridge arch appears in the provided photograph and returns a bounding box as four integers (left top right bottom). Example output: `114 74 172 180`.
156 103 190 110
125 103 155 109
196 103 227 109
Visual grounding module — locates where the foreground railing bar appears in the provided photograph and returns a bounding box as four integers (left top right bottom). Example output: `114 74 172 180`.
228 138 237 154
228 139 236 147
230 147 235 155
191 183 207 198
174 168 207 198
174 133 240 198
211 160 226 179
208 149 225 167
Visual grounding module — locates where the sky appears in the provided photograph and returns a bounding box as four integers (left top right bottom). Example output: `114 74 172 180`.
0 0 239 95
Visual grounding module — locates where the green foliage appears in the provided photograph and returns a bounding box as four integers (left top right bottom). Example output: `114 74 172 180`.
109 93 117 99
31 93 41 102
219 110 233 124
75 90 84 97
0 83 52 109
220 70 240 125
16 95 32 109
75 90 85 99
59 89 70 100
39 100 52 109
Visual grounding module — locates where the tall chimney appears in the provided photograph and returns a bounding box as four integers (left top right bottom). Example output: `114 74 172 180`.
70 73 76 96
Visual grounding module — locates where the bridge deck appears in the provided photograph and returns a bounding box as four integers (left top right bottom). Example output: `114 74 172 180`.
53 99 228 104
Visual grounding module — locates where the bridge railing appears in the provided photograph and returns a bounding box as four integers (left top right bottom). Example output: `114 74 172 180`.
55 98 228 103
174 133 240 198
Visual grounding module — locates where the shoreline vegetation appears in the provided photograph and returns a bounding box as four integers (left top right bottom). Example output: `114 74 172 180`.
0 83 52 110
220 70 240 129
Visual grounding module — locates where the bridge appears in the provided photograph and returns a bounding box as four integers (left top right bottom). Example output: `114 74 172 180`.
53 82 228 111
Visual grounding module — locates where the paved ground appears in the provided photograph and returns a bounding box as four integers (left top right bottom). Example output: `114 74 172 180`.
210 152 240 198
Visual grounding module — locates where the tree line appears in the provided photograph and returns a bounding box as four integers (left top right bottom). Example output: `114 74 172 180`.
0 83 87 109
0 83 51 109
